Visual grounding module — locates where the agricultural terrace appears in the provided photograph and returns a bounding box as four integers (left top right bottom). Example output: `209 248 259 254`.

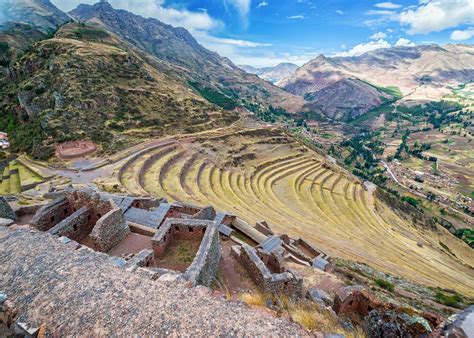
0 160 45 195
116 126 474 296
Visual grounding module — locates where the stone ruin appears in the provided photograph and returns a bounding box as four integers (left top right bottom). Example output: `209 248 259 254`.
232 243 304 299
8 186 333 298
31 188 130 252
152 218 220 286
28 187 222 287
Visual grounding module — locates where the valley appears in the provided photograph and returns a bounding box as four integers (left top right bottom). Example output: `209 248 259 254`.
0 0 473 336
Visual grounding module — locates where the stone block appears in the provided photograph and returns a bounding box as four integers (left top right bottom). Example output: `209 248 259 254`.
0 218 14 227
0 197 16 221
307 288 334 308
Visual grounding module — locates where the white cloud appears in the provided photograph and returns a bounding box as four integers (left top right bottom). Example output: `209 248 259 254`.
450 28 474 40
288 15 305 19
225 0 251 25
52 0 221 33
399 0 474 34
375 2 402 9
365 10 395 15
334 39 391 57
370 31 387 39
257 1 269 8
201 36 272 47
394 38 416 46
336 10 344 15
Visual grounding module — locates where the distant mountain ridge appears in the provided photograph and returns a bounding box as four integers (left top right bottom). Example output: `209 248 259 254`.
280 44 474 120
69 1 304 113
0 0 70 32
239 63 299 84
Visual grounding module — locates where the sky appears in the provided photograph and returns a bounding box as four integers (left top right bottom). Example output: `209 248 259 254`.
51 0 474 67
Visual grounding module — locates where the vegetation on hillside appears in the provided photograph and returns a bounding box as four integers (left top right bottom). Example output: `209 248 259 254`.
0 23 238 160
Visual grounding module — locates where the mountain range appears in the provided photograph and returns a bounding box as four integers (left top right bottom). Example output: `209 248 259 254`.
239 63 298 84
0 0 473 159
280 45 474 119
0 0 304 159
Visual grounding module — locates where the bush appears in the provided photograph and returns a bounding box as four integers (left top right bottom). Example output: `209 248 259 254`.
435 291 463 308
402 196 419 207
375 278 395 292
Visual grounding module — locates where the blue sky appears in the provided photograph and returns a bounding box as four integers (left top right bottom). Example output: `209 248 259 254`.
52 0 474 67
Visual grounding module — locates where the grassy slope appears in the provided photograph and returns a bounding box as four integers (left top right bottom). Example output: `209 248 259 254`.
115 125 474 297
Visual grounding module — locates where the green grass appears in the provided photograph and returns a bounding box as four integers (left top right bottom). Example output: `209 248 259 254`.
435 291 463 308
375 278 395 292
189 81 237 110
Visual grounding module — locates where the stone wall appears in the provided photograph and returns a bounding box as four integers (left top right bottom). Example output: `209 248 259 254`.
151 219 213 258
30 197 74 231
151 219 221 287
181 222 221 287
191 206 216 221
89 208 130 252
233 244 303 299
47 207 92 242
65 188 114 226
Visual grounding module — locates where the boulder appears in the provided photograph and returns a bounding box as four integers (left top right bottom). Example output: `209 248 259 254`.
0 218 15 227
364 309 432 338
442 305 474 338
307 288 334 308
0 197 16 221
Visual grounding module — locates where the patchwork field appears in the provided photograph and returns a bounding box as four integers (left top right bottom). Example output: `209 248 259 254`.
115 125 474 296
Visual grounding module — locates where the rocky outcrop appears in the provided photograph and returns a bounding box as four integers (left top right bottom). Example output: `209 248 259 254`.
364 309 433 338
0 227 306 335
440 305 474 338
0 197 16 221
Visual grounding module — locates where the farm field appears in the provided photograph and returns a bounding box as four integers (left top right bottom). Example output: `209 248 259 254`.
114 125 474 297
0 160 45 195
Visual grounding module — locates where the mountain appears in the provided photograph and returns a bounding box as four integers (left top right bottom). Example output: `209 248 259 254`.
280 44 474 120
0 0 307 160
0 0 70 32
239 63 299 84
0 8 237 159
69 1 304 113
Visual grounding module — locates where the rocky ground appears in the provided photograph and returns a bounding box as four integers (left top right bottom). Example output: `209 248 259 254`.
0 226 306 336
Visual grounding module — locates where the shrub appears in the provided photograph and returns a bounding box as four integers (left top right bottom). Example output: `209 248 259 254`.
375 278 395 292
435 291 463 308
402 196 419 207
239 292 267 307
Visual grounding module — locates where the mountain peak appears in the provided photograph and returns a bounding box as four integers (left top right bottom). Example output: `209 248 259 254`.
0 0 70 32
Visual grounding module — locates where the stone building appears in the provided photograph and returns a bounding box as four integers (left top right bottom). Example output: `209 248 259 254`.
232 243 304 299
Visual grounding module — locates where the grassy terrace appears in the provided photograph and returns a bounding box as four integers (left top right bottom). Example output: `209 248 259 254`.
116 126 474 297
0 160 44 195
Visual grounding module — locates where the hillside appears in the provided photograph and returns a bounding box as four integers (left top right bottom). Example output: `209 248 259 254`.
110 124 474 297
69 1 305 114
0 22 237 159
0 0 70 32
239 63 298 84
281 45 474 120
